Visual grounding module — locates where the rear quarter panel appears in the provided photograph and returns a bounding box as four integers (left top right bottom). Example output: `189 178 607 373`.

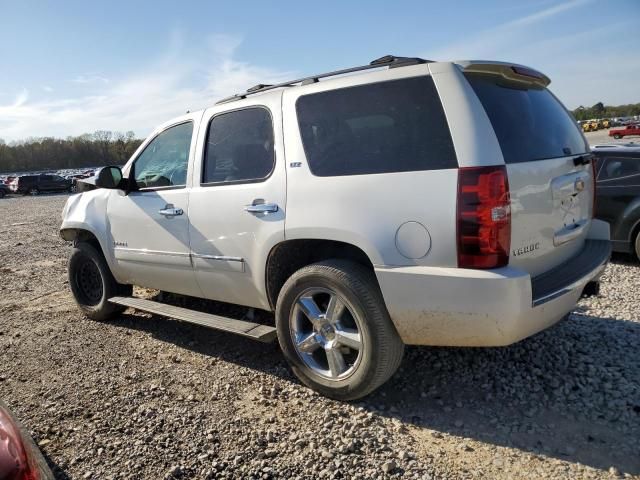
281 65 458 267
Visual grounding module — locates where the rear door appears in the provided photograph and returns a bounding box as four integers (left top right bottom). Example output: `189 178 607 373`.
188 96 286 310
464 70 593 276
39 175 54 191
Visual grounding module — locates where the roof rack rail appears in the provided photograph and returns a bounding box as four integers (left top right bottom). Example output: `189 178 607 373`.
215 54 432 105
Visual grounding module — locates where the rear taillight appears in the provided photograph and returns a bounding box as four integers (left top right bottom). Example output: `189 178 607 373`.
457 166 511 269
0 407 40 480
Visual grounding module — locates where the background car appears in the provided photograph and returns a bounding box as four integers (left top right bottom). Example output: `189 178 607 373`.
609 124 640 139
593 146 640 260
9 174 73 195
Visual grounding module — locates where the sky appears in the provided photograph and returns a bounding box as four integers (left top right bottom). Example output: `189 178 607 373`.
0 0 639 142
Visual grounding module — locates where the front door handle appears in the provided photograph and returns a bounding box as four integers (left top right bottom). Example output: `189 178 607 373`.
245 203 279 214
159 204 183 217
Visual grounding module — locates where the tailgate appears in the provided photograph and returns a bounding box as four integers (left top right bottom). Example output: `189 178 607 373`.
507 157 593 276
464 68 592 276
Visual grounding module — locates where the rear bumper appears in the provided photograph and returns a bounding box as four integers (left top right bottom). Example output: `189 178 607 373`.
375 224 611 347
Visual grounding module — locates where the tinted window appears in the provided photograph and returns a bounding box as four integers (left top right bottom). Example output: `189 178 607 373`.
296 76 457 177
133 122 193 189
203 108 274 184
466 74 588 164
598 156 640 182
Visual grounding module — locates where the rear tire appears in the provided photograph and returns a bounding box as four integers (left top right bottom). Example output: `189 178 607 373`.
28 187 39 196
276 259 404 401
613 134 622 139
0 190 5 199
634 230 640 262
68 242 132 320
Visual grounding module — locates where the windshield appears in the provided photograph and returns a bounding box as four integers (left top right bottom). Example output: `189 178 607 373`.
465 73 588 164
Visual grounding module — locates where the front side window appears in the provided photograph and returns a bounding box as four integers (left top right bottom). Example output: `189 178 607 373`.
295 76 457 177
133 122 193 189
203 108 274 184
598 156 640 183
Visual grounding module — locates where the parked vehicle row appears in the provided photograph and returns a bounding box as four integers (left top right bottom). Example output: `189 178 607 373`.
8 174 73 195
579 118 639 133
60 56 610 400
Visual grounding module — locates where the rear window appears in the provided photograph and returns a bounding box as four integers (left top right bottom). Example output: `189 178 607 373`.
466 74 588 164
296 76 457 177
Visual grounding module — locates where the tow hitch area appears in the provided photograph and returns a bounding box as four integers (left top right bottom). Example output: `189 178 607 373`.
581 281 600 298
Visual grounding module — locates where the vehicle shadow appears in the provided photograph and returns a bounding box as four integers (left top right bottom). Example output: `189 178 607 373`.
107 299 639 476
43 450 71 480
610 251 638 266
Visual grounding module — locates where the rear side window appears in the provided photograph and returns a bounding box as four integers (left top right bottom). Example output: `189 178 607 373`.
598 156 640 183
296 76 457 177
466 74 588 164
203 108 274 185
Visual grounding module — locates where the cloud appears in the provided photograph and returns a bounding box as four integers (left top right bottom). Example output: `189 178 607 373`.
12 89 29 107
42 85 54 92
0 34 293 141
72 74 110 84
426 0 592 60
502 0 590 28
420 0 640 108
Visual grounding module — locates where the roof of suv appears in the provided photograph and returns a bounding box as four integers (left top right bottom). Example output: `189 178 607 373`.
214 55 550 106
154 56 550 134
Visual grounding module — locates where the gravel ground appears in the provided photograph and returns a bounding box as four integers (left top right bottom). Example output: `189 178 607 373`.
0 193 638 479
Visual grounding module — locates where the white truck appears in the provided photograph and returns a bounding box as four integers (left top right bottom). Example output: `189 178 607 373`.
61 56 611 400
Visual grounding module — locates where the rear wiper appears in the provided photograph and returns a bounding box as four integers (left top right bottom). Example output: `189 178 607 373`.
573 154 591 166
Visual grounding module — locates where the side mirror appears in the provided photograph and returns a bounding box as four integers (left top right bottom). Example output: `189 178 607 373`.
95 166 123 190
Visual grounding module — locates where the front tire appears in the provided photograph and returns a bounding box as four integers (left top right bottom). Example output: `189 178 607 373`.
68 242 132 320
28 187 39 196
276 260 404 401
634 230 640 262
613 134 622 139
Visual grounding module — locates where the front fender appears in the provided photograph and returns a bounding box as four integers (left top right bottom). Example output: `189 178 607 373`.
60 189 118 274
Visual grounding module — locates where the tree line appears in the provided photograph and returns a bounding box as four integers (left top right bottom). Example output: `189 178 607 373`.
572 102 640 121
0 131 143 173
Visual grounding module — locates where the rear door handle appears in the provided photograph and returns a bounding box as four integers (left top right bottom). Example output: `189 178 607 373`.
244 203 278 214
159 204 183 217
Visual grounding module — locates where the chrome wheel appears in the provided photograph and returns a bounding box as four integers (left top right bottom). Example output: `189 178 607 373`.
289 287 363 380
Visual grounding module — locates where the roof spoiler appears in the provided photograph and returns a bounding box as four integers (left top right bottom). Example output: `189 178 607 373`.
457 61 551 88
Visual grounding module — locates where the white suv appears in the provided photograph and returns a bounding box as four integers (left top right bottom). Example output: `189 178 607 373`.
61 56 611 400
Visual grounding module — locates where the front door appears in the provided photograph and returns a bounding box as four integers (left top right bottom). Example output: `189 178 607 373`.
188 98 286 310
106 118 202 296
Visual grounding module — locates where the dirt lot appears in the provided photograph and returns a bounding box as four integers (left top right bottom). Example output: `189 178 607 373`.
0 193 638 479
584 127 640 146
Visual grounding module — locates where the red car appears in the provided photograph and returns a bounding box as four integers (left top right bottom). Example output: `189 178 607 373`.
609 124 640 139
0 401 54 480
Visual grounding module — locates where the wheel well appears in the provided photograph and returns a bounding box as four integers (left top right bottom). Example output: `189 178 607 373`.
265 239 375 310
64 229 103 256
631 220 640 250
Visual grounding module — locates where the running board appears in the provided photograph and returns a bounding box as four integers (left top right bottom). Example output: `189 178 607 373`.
108 296 277 342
